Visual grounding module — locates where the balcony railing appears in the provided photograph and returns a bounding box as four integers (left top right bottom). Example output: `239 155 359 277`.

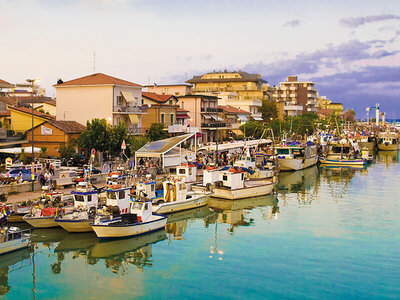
284 105 303 111
128 126 147 135
307 107 318 112
201 107 223 112
168 124 200 133
201 123 226 128
113 105 147 114
226 123 240 129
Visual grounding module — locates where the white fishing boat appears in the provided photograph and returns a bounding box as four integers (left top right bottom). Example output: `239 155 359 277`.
135 179 208 214
7 203 31 223
23 207 59 228
55 182 100 232
276 142 318 171
377 132 399 151
0 227 30 255
319 140 366 166
212 167 277 200
91 200 167 239
234 149 278 180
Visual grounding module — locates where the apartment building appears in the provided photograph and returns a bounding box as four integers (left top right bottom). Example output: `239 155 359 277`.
54 73 146 134
177 95 225 143
273 76 319 116
186 70 270 121
146 84 192 96
317 97 344 116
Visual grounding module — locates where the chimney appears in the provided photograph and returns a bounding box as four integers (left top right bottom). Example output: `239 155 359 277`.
288 76 297 82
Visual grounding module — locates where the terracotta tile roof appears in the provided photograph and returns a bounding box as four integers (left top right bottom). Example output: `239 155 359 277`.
0 96 18 106
142 92 175 103
219 105 251 114
8 106 55 120
0 79 13 88
27 120 86 134
43 99 56 106
177 107 189 112
53 73 143 88
0 111 11 117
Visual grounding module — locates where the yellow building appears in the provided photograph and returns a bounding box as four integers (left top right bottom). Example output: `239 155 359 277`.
8 106 55 133
186 70 271 121
35 99 57 116
318 97 344 116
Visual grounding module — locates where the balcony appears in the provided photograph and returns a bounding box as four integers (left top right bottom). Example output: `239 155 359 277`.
307 107 318 112
201 107 223 113
307 93 317 99
289 93 297 97
289 87 297 91
168 124 200 133
201 123 226 129
284 105 303 111
307 100 318 106
307 86 317 92
128 126 146 135
113 105 147 114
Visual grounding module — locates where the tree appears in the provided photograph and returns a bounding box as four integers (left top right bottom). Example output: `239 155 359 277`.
108 121 128 157
19 148 28 164
260 99 278 122
239 120 267 138
78 119 109 153
58 143 76 161
344 109 356 122
128 135 149 153
40 146 48 158
146 123 167 141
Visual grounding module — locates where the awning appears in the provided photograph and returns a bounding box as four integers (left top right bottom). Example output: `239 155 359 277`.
176 114 190 119
121 91 135 102
129 114 139 124
0 147 41 154
210 115 223 121
203 114 212 119
253 117 263 121
237 114 248 121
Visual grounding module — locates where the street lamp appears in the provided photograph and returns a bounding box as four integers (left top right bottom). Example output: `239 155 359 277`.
26 78 40 191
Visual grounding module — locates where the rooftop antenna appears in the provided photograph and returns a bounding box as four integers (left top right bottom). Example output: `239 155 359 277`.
93 51 96 74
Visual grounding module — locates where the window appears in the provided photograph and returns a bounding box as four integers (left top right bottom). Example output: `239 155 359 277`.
116 96 123 105
107 191 117 199
169 100 173 105
179 169 186 175
75 195 85 202
87 195 92 202
181 101 184 109
170 114 174 124
144 203 148 210
161 114 165 123
119 191 125 199
151 185 155 192
223 175 228 181
175 92 180 96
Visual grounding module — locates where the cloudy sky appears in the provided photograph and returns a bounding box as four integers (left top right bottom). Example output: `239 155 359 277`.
1 0 400 118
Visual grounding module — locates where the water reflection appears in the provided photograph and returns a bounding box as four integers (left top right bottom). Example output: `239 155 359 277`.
376 150 399 168
209 194 279 232
0 248 31 296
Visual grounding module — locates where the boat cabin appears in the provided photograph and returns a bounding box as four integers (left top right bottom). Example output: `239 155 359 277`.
218 170 245 190
175 164 197 182
103 187 131 214
234 156 256 169
163 181 187 202
136 181 162 200
130 200 152 223
203 168 220 185
378 136 398 145
71 182 99 209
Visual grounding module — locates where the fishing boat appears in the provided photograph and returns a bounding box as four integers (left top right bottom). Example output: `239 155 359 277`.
91 199 167 240
319 140 366 166
276 142 318 171
0 227 30 255
7 203 31 223
54 182 100 232
357 134 376 152
135 179 208 214
234 148 278 180
212 167 277 200
23 207 59 228
377 131 399 151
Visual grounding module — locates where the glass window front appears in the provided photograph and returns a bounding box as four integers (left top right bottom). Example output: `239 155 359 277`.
107 191 117 199
75 195 85 202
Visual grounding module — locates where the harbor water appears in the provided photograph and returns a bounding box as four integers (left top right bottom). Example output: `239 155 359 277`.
2 151 400 299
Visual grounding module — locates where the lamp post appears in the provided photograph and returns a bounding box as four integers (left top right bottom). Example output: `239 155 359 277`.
26 78 40 191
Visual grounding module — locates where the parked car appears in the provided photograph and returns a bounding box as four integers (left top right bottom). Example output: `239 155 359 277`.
0 169 36 182
73 168 102 183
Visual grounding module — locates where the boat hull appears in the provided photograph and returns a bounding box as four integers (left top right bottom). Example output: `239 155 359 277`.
91 215 167 239
7 213 27 223
212 181 276 200
153 194 208 214
377 143 399 151
0 235 30 255
279 156 318 171
319 158 366 166
24 216 59 228
55 219 93 232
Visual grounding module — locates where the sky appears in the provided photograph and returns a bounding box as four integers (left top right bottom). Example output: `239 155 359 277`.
1 0 400 119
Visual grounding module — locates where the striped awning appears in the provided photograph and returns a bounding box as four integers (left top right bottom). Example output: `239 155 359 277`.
121 91 135 102
129 114 139 124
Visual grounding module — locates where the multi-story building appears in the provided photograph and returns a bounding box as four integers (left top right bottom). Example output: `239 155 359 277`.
186 70 270 121
318 97 344 116
219 105 251 135
9 83 46 97
177 95 225 143
54 73 146 134
0 79 13 96
141 92 179 131
273 76 319 116
146 84 192 96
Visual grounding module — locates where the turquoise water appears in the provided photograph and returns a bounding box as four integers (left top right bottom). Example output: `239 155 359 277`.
2 151 400 299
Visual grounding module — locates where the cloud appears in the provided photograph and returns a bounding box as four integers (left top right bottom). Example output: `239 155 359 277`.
340 14 400 28
283 19 300 28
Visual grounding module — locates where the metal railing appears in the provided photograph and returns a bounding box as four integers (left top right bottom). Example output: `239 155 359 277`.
201 123 226 128
113 105 147 114
201 107 223 112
